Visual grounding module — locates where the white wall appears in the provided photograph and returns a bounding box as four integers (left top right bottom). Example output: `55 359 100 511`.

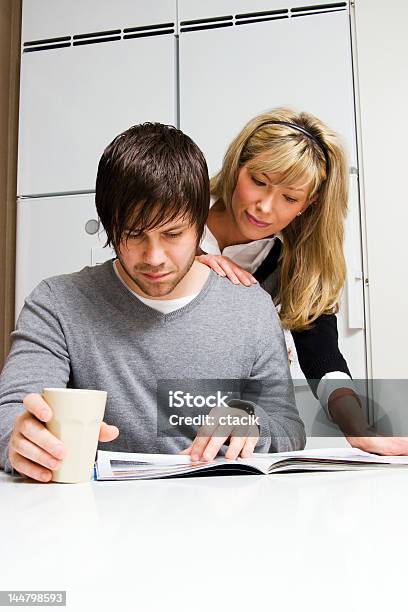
354 0 408 378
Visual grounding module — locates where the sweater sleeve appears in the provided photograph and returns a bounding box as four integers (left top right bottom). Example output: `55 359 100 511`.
0 280 71 473
291 313 351 398
247 298 306 453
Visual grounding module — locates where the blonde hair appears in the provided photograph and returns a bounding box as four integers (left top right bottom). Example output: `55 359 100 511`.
211 108 348 331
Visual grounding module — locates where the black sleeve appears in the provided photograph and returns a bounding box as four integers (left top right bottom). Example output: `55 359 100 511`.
291 314 351 398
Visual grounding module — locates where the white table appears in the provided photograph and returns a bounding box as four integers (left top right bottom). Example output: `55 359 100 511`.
1 466 407 612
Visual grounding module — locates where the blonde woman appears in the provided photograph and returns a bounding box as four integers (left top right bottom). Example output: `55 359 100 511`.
197 107 408 455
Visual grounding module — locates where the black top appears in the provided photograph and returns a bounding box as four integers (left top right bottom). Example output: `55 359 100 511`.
253 240 351 398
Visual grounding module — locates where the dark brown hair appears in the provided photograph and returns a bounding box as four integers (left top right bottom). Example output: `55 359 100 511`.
96 122 209 248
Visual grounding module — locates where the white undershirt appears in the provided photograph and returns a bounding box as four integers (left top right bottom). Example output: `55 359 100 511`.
133 292 199 314
113 261 198 314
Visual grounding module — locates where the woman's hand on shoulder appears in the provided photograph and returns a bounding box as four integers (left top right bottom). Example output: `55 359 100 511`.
196 254 257 287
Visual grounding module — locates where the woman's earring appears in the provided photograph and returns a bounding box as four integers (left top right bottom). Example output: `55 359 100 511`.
297 211 303 216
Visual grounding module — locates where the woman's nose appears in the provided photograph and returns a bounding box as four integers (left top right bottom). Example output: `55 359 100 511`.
256 193 275 215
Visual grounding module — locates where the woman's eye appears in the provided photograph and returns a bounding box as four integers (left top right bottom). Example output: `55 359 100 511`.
251 176 266 187
165 233 182 239
284 195 298 204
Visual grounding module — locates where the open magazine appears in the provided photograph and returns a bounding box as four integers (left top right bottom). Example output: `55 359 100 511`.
95 447 408 481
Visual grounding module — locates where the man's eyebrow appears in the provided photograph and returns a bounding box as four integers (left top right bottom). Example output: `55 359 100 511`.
161 222 190 231
125 222 189 233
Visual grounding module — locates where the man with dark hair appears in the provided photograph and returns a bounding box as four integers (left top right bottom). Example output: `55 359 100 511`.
0 123 305 482
96 123 210 301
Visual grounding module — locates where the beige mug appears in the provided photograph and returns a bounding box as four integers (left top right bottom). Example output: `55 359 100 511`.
43 388 107 483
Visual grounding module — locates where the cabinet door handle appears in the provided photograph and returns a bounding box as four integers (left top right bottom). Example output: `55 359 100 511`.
347 269 365 329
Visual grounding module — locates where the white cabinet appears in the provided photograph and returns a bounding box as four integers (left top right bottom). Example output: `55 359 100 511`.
15 194 114 318
18 0 176 195
178 3 358 173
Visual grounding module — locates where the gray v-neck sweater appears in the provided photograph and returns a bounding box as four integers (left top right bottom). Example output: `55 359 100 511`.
0 260 305 472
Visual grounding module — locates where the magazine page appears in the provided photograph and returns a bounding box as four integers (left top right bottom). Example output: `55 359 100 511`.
246 447 408 474
95 448 408 481
95 450 266 480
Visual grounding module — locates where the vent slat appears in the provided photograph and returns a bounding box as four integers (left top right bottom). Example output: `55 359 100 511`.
123 29 174 40
236 15 289 25
24 36 70 47
236 9 288 19
180 22 233 33
292 8 346 17
291 2 347 12
180 15 233 26
73 29 121 40
124 22 174 33
23 42 71 53
73 36 121 47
